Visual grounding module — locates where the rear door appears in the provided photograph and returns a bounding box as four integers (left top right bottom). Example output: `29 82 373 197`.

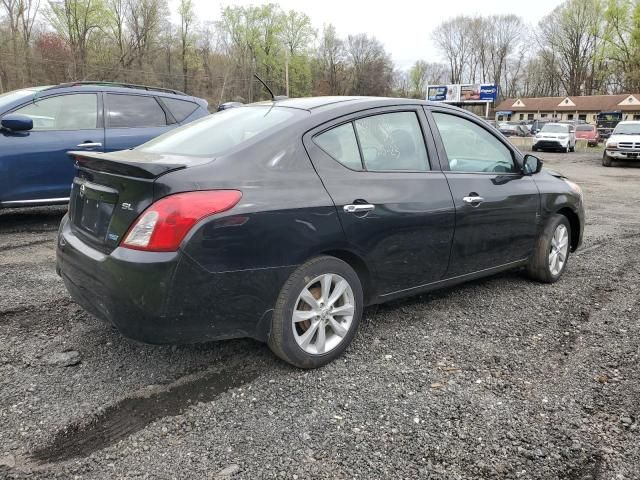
304 106 455 296
104 93 174 152
426 108 539 277
0 92 104 204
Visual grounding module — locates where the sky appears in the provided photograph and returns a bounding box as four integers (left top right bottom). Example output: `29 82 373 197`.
190 0 565 70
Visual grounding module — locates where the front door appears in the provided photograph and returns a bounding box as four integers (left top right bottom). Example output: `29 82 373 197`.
0 93 103 205
427 109 540 277
304 107 456 295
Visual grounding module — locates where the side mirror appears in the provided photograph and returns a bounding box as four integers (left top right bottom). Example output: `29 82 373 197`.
1 114 33 132
523 154 543 175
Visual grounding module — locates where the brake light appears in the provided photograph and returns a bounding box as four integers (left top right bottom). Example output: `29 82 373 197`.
121 190 242 252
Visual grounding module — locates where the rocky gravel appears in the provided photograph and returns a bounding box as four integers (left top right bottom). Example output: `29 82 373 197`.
1 151 639 479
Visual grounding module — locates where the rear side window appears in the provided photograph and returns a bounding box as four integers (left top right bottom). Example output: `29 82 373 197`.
161 97 199 122
13 93 97 130
354 112 429 171
138 106 298 156
107 94 167 128
315 123 363 170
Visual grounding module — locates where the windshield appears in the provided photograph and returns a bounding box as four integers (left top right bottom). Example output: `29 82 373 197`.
0 87 47 110
138 106 300 157
541 124 569 133
576 125 595 132
612 123 640 135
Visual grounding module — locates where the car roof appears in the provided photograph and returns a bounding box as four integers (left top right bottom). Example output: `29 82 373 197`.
617 120 640 125
247 95 466 114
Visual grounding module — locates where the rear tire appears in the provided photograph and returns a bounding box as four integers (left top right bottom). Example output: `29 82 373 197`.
602 152 612 167
526 214 571 283
268 256 363 369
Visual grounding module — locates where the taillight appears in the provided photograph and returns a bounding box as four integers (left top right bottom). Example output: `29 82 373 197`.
121 190 242 252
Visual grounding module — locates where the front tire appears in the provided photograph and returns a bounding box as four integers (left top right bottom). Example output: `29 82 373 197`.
602 152 612 167
526 214 571 283
268 256 363 368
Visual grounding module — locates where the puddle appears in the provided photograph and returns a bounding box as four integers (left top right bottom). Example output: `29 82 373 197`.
29 365 259 464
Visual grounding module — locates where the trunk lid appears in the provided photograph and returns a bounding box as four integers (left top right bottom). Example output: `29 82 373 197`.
68 150 212 252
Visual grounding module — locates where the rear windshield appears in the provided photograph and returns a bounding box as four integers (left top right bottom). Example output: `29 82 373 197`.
541 124 569 133
576 125 595 131
138 106 299 156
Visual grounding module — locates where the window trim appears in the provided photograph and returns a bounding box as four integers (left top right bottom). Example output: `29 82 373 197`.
7 92 102 132
311 106 435 173
105 92 170 129
425 107 523 176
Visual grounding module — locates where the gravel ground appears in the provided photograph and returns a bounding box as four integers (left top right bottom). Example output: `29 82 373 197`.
1 151 639 479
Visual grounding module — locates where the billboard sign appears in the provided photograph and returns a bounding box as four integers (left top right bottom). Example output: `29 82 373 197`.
427 83 498 103
427 85 460 102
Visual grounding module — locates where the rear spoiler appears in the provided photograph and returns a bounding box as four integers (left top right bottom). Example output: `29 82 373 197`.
68 151 188 179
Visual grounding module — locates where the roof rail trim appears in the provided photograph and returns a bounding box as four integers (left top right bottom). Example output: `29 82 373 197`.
42 81 188 96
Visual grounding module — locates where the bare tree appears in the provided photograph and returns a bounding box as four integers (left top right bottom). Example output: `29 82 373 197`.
432 16 472 83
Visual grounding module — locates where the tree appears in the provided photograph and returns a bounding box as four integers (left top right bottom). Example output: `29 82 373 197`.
432 16 473 83
46 0 107 78
346 33 393 96
178 0 194 92
409 60 446 98
316 23 346 95
538 0 604 95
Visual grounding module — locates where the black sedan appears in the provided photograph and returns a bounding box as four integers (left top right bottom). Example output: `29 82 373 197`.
56 97 585 368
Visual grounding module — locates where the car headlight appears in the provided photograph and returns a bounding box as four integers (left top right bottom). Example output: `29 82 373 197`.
564 179 583 200
607 142 617 149
558 135 568 139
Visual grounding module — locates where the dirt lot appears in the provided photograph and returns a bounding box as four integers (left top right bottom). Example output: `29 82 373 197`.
1 151 639 479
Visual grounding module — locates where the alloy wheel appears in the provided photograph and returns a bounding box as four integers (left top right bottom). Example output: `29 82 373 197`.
292 274 355 355
549 224 569 276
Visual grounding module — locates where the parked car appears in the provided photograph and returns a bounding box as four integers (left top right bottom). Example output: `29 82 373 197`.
602 120 640 166
498 121 529 137
0 82 209 208
532 123 576 152
575 124 599 147
217 101 243 111
528 118 554 135
57 97 584 368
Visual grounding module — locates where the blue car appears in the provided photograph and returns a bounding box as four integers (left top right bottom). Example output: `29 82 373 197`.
0 82 209 208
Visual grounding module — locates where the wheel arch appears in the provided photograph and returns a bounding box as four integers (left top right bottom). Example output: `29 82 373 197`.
556 207 581 252
320 249 376 305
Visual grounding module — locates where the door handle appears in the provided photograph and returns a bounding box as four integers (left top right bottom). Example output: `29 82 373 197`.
76 142 102 148
462 195 485 205
344 204 375 213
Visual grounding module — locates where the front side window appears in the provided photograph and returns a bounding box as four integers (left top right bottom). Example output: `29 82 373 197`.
432 112 516 173
13 93 98 130
354 112 429 171
315 123 362 170
107 94 167 128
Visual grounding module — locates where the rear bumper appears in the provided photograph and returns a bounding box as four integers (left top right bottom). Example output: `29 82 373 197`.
606 149 640 160
56 215 292 344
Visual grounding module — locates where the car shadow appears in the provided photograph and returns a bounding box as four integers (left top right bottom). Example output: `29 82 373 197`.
0 206 67 233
